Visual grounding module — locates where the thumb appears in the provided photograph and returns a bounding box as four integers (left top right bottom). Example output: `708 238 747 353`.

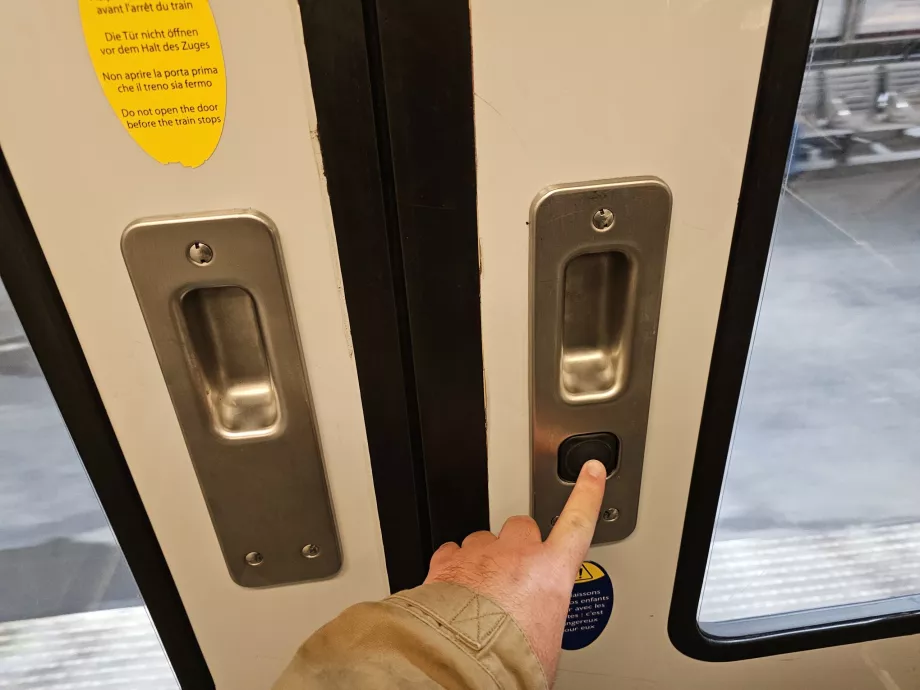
546 459 606 572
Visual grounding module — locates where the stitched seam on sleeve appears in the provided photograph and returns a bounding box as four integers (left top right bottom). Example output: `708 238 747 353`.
498 611 549 690
476 613 505 640
449 594 477 634
476 598 481 641
385 598 503 689
392 592 485 649
389 593 549 690
450 595 482 643
448 595 470 624
449 594 507 644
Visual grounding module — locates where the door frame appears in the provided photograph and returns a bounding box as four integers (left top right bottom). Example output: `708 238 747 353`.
300 0 492 584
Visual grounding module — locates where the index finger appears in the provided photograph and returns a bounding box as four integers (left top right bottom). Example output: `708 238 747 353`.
546 459 606 569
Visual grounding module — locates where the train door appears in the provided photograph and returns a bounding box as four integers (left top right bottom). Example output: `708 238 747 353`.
0 1 490 687
465 0 920 686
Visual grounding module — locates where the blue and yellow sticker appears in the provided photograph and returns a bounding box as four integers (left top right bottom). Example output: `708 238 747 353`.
562 561 613 650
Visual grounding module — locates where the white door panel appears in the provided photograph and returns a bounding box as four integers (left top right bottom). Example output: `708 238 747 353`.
475 0 771 528
474 0 920 687
0 1 389 688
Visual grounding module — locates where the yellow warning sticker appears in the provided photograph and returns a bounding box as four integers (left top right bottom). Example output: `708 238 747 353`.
575 561 607 583
78 0 226 167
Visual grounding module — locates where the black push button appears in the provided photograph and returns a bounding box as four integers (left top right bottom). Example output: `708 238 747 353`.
557 433 620 482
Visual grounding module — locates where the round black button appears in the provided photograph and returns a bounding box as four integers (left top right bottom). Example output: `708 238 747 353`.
557 433 620 482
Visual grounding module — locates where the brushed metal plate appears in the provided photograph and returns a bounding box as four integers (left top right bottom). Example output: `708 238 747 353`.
122 210 340 586
530 178 672 544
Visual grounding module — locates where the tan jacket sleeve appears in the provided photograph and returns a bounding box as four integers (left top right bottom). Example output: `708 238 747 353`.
273 582 548 690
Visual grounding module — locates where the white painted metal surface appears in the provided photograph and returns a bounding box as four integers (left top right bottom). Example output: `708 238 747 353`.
0 1 390 688
472 0 920 687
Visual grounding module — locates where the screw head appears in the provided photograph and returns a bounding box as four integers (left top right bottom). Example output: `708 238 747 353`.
602 508 620 523
302 544 321 559
187 241 213 266
591 208 615 232
245 551 264 566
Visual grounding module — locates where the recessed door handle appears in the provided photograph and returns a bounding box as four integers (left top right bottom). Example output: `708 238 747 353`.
530 178 672 544
122 210 341 586
181 285 280 438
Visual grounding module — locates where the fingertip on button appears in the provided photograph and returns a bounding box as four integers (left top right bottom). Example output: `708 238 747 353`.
582 459 607 479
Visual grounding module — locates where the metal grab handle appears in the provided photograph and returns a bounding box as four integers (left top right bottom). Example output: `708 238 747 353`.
123 210 341 586
530 178 672 544
181 285 279 438
560 249 637 404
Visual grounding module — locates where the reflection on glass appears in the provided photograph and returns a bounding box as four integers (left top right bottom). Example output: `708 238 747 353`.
699 0 920 635
0 278 177 687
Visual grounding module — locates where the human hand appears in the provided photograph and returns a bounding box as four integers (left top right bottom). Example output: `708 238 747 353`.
424 459 607 682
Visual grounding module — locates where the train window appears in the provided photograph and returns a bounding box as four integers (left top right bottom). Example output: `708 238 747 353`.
0 278 177 688
697 0 920 637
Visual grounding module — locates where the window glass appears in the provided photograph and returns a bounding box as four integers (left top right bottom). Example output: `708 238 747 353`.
0 278 177 688
699 0 920 635
859 0 920 36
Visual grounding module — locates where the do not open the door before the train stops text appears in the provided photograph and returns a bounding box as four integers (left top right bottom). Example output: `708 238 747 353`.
79 0 227 166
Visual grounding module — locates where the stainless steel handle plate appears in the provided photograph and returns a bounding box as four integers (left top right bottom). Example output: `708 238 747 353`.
530 178 672 544
122 210 341 586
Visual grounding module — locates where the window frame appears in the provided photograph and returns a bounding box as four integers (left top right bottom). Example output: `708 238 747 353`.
667 0 920 661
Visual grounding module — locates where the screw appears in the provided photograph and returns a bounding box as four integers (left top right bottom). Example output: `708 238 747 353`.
550 515 560 527
592 208 615 232
602 508 620 522
245 551 264 566
302 544 321 559
187 241 213 265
